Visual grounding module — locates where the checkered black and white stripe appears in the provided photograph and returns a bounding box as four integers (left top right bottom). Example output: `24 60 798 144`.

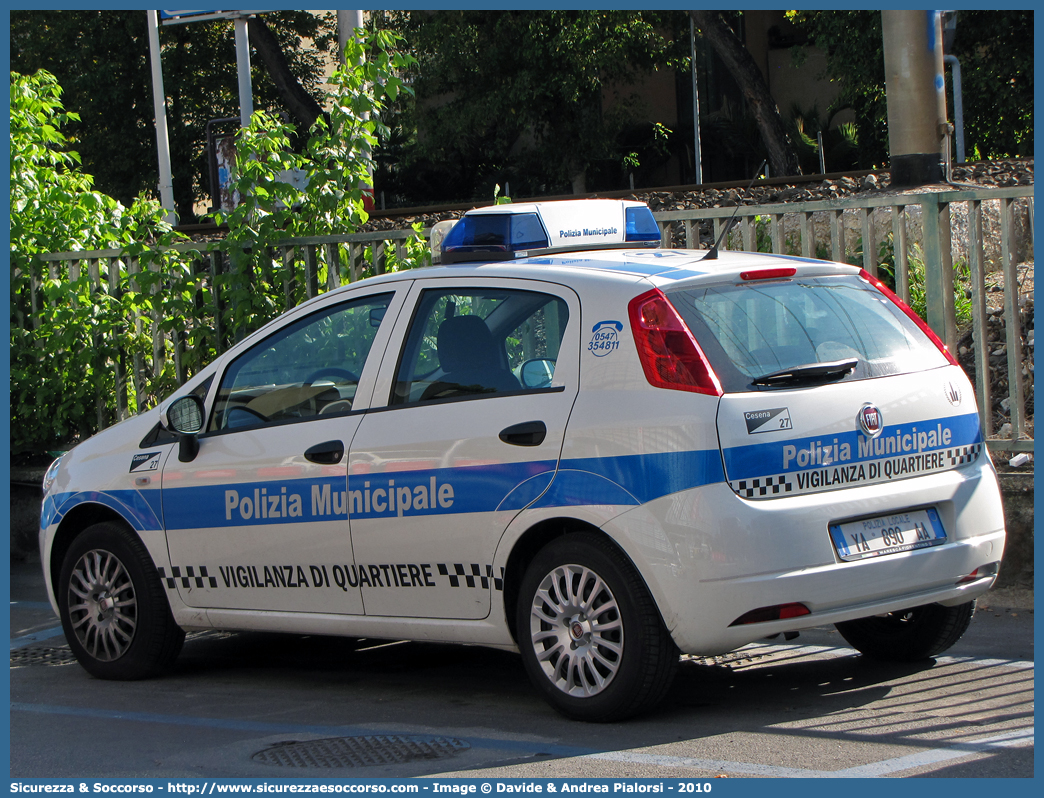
158 565 217 590
437 563 505 591
730 475 794 499
946 443 982 466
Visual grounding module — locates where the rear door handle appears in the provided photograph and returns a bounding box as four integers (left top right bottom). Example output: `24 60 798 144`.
304 440 345 465
499 421 547 447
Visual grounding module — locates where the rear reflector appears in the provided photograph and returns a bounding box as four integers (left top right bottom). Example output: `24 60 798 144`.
628 288 723 396
730 603 811 626
740 267 796 281
859 269 960 367
957 561 999 585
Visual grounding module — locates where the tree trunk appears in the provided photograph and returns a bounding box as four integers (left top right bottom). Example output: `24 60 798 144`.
689 10 801 177
248 17 325 134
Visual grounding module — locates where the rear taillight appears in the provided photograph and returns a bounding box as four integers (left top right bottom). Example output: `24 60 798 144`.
730 603 811 626
627 288 723 396
859 269 960 367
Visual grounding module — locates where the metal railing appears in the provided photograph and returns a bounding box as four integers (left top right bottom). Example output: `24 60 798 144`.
19 187 1033 453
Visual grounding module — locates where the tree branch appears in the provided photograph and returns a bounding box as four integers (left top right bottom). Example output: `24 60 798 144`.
247 17 325 134
690 10 801 177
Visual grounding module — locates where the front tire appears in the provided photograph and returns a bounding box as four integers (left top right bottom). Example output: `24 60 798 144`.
58 522 185 679
516 533 678 722
835 600 976 662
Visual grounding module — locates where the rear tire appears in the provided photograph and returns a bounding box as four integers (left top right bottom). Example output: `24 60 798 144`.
58 522 184 679
835 600 976 662
516 533 678 722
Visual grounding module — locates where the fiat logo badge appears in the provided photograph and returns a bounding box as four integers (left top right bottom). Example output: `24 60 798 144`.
858 404 883 438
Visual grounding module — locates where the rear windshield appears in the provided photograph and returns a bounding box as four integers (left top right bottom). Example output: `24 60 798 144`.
667 274 948 392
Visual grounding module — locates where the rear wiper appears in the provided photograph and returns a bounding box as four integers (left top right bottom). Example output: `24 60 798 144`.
751 358 859 386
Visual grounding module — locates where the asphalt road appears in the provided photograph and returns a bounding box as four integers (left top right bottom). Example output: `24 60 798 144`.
10 559 1034 780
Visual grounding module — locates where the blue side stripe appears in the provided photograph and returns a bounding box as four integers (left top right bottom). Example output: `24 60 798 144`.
47 490 164 532
723 412 982 481
49 449 728 532
555 449 726 505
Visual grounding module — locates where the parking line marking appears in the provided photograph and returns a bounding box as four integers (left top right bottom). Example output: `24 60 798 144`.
10 601 55 610
584 727 1035 778
10 626 66 650
11 702 1032 778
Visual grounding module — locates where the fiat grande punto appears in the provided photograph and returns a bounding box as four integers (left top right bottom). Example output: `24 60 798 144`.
40 199 1005 721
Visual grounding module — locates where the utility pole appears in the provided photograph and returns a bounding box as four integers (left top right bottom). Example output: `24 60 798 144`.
146 11 176 223
882 10 949 187
337 10 374 211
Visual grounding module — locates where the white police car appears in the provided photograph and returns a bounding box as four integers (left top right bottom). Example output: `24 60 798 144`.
40 199 1005 721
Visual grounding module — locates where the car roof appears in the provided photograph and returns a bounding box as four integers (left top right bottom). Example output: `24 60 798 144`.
351 248 858 292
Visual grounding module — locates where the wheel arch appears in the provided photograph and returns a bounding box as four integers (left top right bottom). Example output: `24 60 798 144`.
49 502 140 596
501 515 665 645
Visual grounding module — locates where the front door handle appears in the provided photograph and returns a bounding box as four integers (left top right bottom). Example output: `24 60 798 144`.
304 440 345 465
499 421 547 447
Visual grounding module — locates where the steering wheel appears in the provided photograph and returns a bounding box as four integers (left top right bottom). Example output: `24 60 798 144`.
306 367 359 386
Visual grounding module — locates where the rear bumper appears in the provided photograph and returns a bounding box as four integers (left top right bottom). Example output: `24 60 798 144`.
607 460 1006 655
685 531 1002 654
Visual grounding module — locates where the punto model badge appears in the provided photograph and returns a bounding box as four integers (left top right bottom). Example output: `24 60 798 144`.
944 381 962 406
857 404 883 438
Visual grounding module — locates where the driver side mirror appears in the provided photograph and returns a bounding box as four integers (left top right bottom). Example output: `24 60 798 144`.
519 358 556 389
164 395 205 462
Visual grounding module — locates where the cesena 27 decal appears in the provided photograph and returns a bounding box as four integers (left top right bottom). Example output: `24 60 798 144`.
130 452 162 473
744 407 792 434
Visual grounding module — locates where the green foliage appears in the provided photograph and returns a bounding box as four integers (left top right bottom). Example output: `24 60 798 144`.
949 11 1033 159
785 11 888 169
873 236 972 326
370 10 687 201
10 70 196 454
10 10 337 221
11 31 420 455
786 10 1032 168
209 29 418 336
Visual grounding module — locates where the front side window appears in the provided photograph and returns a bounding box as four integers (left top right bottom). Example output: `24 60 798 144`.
392 288 569 404
668 276 948 392
210 293 393 431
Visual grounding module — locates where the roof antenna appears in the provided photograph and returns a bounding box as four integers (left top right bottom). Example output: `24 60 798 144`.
700 159 767 261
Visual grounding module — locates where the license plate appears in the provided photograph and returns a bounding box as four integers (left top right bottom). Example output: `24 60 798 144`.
830 508 946 562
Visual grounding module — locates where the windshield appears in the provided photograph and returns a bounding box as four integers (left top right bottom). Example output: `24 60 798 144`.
667 275 949 392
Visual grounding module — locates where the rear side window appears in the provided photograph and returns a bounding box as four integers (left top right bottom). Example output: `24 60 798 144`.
667 275 948 392
392 288 569 404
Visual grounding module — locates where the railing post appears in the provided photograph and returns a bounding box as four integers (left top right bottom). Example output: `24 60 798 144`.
28 259 40 330
326 243 342 289
107 257 128 422
1000 197 1026 442
282 245 297 311
770 214 782 254
861 208 876 277
209 251 224 354
149 257 164 383
128 258 145 412
304 244 319 299
967 199 991 434
921 196 957 350
830 210 844 262
801 212 814 259
892 206 910 304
